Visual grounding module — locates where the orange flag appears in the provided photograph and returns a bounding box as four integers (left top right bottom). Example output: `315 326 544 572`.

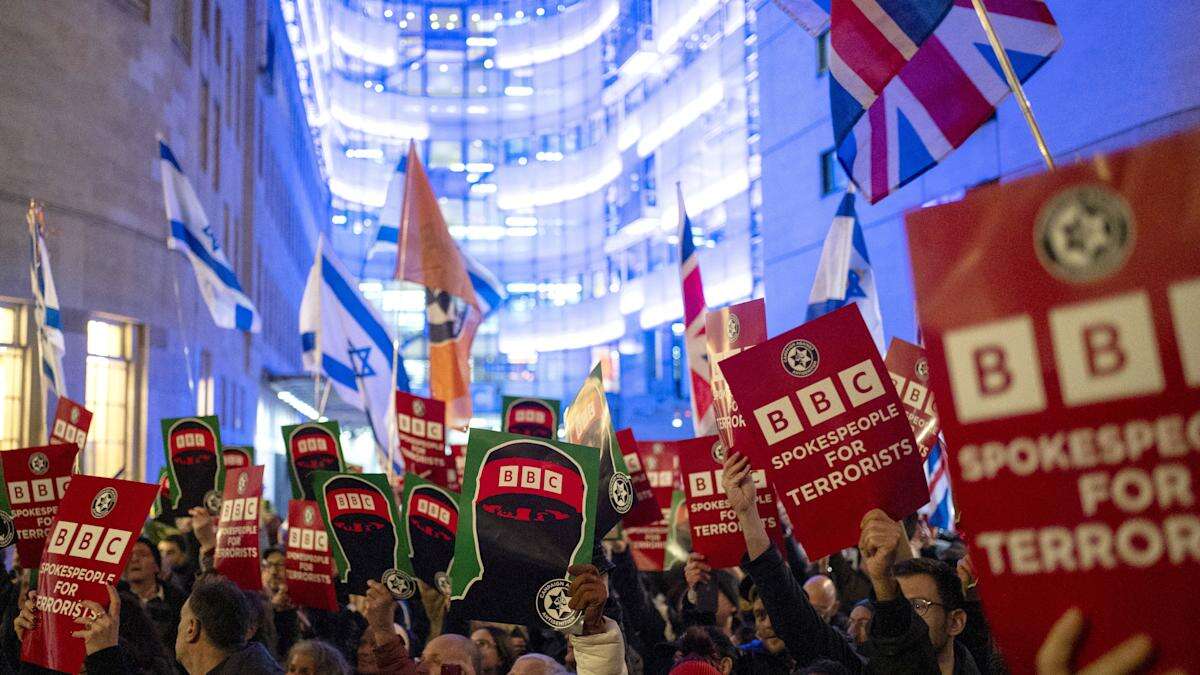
395 142 480 427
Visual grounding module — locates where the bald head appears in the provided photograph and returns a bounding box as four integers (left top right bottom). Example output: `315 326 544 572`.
804 574 839 623
509 654 567 675
422 633 482 675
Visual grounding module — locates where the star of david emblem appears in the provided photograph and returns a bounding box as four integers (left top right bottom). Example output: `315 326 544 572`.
347 345 376 378
1035 186 1134 283
91 487 118 518
536 578 579 628
29 453 49 476
545 588 570 619
845 269 867 300
609 473 633 513
781 340 820 378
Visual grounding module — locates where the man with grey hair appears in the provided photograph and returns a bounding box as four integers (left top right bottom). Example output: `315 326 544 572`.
509 653 567 675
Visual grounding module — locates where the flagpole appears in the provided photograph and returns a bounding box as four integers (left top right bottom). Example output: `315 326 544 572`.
27 201 49 444
169 257 197 400
968 0 1055 170
387 146 415 481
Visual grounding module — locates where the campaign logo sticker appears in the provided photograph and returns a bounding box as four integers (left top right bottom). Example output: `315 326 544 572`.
536 578 579 630
413 399 426 417
609 472 633 513
726 314 741 343
304 505 317 525
781 339 820 377
29 452 49 476
435 571 452 596
1034 185 1135 283
0 513 14 547
710 440 727 465
383 568 416 599
915 357 930 381
237 472 249 495
91 487 118 518
205 490 222 514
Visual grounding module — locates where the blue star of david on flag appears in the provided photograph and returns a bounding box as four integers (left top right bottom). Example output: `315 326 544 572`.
806 190 885 353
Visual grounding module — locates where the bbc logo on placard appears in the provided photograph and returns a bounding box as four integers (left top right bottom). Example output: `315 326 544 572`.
943 285 1200 423
287 525 329 553
8 477 72 505
752 358 888 445
52 420 87 449
334 492 377 511
498 465 564 494
415 496 453 526
397 414 444 442
888 371 935 416
46 521 132 564
174 431 209 449
219 497 259 523
688 469 766 497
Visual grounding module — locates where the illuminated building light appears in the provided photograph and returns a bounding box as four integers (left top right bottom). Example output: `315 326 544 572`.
373 83 384 92
505 282 539 294
655 0 722 54
329 100 430 139
535 151 564 162
278 391 322 421
483 58 495 68
660 169 751 232
330 17 399 67
617 119 641 151
466 36 498 47
637 81 724 157
494 0 618 69
504 215 538 227
603 216 661 254
331 214 348 225
449 225 506 240
536 7 546 16
470 182 499 195
496 156 622 210
465 162 494 173
504 85 534 97
506 226 538 237
328 176 389 208
344 147 384 160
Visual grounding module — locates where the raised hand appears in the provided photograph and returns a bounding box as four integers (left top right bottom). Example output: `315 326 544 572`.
364 579 398 645
14 590 37 641
189 506 217 554
70 585 120 655
567 563 608 636
720 452 757 515
1036 608 1175 675
859 509 902 600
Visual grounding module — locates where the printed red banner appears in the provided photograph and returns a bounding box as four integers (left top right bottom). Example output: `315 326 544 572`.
49 397 92 451
0 444 80 567
20 475 158 674
214 466 264 591
906 130 1200 669
677 435 782 568
706 299 768 451
396 391 451 478
623 438 685 570
285 500 339 611
223 445 254 470
884 338 941 457
721 304 925 560
617 429 660 528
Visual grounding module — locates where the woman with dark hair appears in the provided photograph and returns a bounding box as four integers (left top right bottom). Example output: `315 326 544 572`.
471 626 516 675
672 625 739 675
285 639 352 675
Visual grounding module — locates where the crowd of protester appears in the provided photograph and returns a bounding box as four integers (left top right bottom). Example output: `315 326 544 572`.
0 453 1158 674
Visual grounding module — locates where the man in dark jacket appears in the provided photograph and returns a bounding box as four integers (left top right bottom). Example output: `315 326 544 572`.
174 575 284 674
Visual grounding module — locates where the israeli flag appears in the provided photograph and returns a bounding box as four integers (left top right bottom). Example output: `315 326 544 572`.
300 236 409 454
159 139 261 332
369 224 506 317
27 207 66 397
807 188 885 354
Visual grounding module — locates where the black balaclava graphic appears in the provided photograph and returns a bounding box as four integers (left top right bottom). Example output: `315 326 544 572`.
406 485 457 589
292 427 341 501
324 476 396 594
507 400 555 439
468 441 585 624
169 419 218 514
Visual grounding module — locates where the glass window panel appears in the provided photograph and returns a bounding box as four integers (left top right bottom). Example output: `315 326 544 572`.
429 140 463 167
87 320 125 358
0 305 26 450
0 306 16 345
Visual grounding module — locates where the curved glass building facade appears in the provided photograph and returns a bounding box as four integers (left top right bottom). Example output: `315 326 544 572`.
283 0 764 437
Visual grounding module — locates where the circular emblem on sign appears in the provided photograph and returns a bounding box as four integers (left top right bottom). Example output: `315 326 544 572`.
91 487 118 519
204 490 222 514
914 358 930 382
304 506 316 525
1034 185 1134 283
383 568 416 599
653 443 664 453
435 571 452 596
726 315 741 343
29 452 49 476
609 472 633 513
69 407 80 424
413 399 426 417
711 441 727 465
536 578 579 629
237 472 249 496
0 512 14 548
781 340 820 377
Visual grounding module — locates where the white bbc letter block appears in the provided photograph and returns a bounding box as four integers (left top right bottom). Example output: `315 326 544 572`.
1049 291 1164 406
95 529 132 565
944 315 1046 423
838 359 887 408
753 396 803 445
796 378 845 426
1169 277 1200 387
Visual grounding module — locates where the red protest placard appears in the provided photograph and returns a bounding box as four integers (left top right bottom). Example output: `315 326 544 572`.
884 338 941 458
721 304 926 560
677 435 782 568
706 299 768 451
214 466 263 591
617 429 660 528
0 443 80 567
223 445 254 470
49 397 92 451
20 475 158 673
906 130 1200 670
395 392 450 478
285 499 339 611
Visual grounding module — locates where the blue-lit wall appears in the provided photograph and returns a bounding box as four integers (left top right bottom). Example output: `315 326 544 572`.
755 0 1200 340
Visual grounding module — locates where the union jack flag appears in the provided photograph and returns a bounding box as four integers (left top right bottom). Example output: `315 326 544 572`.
677 186 716 436
835 0 1062 202
921 440 955 530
